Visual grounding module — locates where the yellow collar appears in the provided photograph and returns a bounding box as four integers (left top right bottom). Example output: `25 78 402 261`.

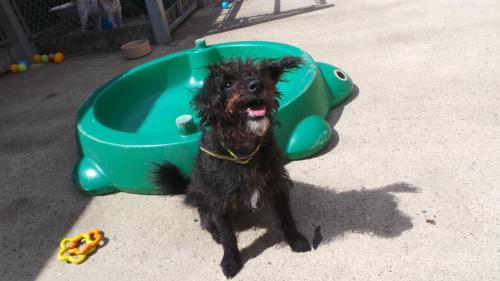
199 143 261 165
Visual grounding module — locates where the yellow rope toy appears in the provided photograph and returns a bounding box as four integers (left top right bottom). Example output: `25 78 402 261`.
200 143 261 164
57 229 103 264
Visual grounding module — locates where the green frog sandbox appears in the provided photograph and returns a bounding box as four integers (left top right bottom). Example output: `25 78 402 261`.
74 39 353 195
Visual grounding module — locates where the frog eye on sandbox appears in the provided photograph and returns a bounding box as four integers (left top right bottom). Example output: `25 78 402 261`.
334 69 348 81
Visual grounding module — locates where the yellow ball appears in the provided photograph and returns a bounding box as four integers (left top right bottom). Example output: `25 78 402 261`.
9 64 18 73
54 52 64 64
17 64 28 72
32 54 41 64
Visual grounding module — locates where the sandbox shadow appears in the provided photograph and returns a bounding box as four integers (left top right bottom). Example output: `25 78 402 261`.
232 181 417 264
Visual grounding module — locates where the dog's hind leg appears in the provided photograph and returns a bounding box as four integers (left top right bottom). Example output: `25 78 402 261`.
212 212 242 278
114 5 122 28
113 13 122 28
272 189 311 252
101 1 121 28
199 209 220 244
106 14 117 28
76 5 90 32
95 15 102 30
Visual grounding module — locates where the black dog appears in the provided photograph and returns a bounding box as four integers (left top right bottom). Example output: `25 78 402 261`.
155 56 311 278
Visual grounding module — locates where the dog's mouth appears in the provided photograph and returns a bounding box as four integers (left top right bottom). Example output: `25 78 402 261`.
244 100 267 119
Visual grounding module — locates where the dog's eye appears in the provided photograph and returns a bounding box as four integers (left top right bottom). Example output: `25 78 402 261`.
223 82 232 91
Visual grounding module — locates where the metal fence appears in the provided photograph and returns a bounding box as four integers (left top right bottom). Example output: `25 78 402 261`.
164 0 197 30
7 0 196 54
0 26 11 74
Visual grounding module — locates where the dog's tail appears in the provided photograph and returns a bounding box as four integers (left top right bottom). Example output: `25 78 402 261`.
49 2 75 12
153 162 189 195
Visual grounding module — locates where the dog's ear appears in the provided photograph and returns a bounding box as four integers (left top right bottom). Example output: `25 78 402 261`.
259 56 303 83
192 64 227 130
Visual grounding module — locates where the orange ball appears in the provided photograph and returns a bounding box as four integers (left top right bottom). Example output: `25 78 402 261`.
32 54 41 64
54 52 64 64
9 64 18 73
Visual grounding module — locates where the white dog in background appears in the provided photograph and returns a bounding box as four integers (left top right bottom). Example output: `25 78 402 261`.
50 0 122 33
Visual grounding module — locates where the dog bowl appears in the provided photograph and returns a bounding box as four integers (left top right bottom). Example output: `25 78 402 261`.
75 39 353 195
121 39 152 59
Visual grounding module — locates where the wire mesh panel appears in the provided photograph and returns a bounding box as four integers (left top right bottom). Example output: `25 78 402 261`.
0 27 9 49
7 0 197 54
0 26 11 74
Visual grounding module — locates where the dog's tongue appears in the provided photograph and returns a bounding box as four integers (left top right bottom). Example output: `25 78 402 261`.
246 105 267 117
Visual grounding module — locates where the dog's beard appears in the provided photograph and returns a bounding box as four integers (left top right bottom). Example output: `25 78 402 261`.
246 117 270 136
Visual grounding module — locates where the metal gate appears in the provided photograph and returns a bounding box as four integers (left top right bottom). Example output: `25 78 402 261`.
164 0 197 31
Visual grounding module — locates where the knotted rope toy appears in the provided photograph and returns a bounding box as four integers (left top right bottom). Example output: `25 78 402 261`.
57 228 104 264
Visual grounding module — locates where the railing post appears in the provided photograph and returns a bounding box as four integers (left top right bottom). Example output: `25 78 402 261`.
197 0 208 8
145 0 172 45
0 0 36 61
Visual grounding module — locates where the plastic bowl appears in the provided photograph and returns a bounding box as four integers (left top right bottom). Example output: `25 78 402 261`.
121 39 152 59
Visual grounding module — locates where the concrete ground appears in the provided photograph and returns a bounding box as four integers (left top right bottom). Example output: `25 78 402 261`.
1 0 499 280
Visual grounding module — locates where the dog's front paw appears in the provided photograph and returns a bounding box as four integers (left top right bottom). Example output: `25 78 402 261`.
287 234 311 252
221 255 242 279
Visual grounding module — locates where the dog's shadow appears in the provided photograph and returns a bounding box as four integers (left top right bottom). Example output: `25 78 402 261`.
231 182 418 264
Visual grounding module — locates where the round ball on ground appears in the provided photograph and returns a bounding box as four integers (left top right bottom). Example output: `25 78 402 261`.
32 54 41 64
54 52 64 64
9 64 18 73
17 64 28 72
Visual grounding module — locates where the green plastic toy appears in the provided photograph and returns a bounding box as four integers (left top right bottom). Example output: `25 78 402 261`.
75 39 353 195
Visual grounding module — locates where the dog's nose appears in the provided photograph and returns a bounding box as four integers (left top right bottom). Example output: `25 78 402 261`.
247 79 262 93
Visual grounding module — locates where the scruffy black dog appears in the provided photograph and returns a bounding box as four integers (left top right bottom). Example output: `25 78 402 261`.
154 56 311 278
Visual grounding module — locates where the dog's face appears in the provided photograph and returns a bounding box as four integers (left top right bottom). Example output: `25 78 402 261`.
193 56 302 137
